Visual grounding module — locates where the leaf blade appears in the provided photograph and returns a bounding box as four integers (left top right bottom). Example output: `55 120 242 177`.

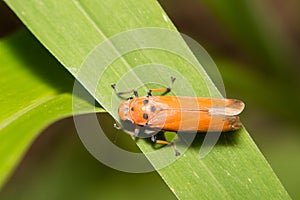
0 30 102 188
4 0 290 199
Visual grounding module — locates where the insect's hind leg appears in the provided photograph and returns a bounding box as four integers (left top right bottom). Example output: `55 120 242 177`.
151 134 180 156
147 77 176 96
111 84 138 99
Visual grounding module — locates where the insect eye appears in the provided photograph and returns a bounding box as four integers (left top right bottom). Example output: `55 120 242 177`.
143 113 148 120
131 107 134 111
151 106 156 112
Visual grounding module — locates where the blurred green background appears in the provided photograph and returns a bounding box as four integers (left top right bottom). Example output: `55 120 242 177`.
1 0 299 199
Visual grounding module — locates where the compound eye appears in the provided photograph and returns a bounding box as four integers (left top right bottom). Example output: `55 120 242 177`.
143 113 148 120
131 107 134 111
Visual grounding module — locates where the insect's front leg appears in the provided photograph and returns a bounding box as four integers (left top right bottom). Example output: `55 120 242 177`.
113 121 139 137
147 76 176 96
113 122 122 130
133 126 141 137
111 84 138 99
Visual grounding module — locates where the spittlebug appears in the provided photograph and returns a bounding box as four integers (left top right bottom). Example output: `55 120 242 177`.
112 77 244 152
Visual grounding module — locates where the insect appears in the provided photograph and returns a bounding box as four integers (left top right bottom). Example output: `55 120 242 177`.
112 77 245 153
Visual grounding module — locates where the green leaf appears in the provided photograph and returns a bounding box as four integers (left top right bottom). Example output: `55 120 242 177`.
0 114 176 200
0 30 102 188
4 0 290 199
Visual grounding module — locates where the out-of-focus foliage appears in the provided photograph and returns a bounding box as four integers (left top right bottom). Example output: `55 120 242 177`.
0 28 102 189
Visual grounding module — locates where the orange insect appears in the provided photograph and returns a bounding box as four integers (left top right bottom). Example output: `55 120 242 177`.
112 77 244 151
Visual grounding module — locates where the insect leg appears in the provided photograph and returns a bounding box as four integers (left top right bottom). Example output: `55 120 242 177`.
113 122 142 137
111 84 138 99
147 76 176 96
113 122 122 130
151 134 181 156
133 126 141 137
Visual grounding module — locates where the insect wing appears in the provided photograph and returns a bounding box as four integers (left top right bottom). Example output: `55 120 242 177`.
148 96 244 132
208 99 245 116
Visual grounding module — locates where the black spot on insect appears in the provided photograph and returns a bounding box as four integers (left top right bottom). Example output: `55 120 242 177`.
131 107 134 111
143 113 148 120
143 99 149 105
151 106 156 112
